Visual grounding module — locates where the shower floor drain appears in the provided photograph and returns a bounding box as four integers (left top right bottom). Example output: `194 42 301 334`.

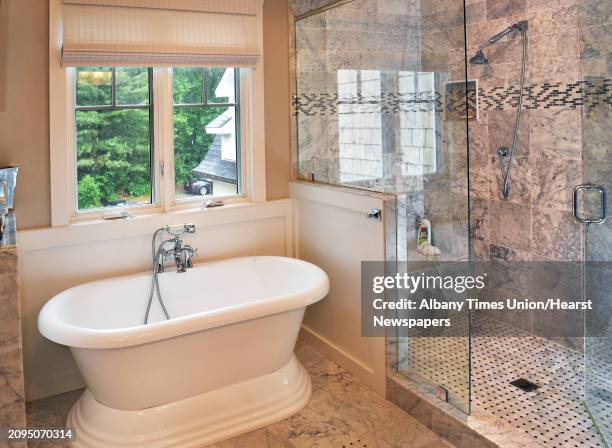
510 378 539 392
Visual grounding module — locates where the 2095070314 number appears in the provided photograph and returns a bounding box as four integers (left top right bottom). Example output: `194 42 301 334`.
1 428 75 441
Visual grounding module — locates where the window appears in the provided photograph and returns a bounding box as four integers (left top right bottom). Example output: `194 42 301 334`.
73 66 243 215
75 67 154 211
173 68 241 201
399 72 438 176
337 70 383 183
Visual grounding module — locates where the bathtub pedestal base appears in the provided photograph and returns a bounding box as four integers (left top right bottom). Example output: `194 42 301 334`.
66 354 311 448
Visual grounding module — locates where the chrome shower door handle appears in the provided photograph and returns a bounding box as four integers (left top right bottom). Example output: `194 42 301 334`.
573 183 607 225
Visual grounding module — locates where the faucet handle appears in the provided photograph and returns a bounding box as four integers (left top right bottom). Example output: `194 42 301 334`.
179 244 196 269
185 257 194 269
165 223 196 237
182 244 197 254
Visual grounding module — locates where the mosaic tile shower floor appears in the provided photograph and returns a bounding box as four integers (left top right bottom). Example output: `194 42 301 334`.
26 341 451 448
398 317 612 448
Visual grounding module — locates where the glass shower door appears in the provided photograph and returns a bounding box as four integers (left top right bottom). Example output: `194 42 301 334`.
582 140 612 446
294 0 471 414
582 132 612 445
581 0 612 443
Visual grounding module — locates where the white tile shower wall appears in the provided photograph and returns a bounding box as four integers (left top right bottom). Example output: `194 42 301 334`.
18 200 293 401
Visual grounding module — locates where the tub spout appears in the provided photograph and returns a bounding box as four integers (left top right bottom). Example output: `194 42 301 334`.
175 256 186 273
163 242 197 273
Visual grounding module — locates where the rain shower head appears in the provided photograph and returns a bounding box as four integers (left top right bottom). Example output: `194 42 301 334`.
469 50 489 65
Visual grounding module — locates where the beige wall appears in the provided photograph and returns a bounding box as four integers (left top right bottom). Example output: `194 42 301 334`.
263 0 291 200
0 0 51 229
0 0 291 230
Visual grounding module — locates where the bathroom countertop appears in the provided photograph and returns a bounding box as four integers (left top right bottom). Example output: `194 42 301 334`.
0 211 17 251
0 211 25 445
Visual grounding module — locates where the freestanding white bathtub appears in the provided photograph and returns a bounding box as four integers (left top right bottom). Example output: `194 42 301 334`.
38 256 329 448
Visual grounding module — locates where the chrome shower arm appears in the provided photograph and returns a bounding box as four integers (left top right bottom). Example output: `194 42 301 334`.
478 28 514 51
477 21 526 52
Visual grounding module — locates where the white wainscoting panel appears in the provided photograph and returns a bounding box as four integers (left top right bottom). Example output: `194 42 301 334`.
19 200 291 401
291 182 391 396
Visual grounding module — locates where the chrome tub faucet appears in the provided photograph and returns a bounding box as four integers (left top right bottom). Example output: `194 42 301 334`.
155 224 198 273
163 239 196 273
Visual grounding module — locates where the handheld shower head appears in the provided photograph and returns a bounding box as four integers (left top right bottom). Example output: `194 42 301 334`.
468 21 528 65
468 20 529 200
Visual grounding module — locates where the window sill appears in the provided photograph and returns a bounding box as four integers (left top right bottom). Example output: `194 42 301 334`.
72 199 249 225
70 194 249 224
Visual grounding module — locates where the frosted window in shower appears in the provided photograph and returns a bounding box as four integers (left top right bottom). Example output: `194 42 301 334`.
399 71 437 176
337 70 383 183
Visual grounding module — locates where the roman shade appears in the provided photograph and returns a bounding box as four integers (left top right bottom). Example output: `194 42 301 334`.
61 0 262 67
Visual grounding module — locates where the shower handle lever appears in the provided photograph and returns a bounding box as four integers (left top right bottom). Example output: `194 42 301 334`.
497 147 512 199
573 183 606 225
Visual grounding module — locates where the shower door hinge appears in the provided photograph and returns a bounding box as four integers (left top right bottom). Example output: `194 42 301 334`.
436 385 449 402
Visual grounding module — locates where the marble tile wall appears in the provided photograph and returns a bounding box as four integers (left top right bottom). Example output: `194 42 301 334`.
579 0 612 280
417 0 470 263
292 0 472 263
464 0 583 254
292 0 424 188
459 0 612 350
0 214 26 447
292 0 609 389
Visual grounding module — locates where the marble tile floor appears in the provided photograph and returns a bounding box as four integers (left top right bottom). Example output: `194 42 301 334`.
25 340 453 448
398 317 611 448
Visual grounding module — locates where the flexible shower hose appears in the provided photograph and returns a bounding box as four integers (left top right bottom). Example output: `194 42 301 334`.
501 25 528 199
144 228 172 324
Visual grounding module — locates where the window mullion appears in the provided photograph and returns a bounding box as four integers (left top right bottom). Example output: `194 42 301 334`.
203 68 208 105
111 68 116 107
67 68 78 219
153 68 176 211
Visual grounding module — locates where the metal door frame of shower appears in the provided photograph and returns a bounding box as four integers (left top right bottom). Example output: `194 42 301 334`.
294 0 356 21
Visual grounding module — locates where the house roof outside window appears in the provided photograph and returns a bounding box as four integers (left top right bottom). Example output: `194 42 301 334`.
191 69 238 185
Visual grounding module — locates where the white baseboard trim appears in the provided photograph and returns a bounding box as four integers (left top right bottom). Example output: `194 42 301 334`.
299 324 385 396
26 371 86 402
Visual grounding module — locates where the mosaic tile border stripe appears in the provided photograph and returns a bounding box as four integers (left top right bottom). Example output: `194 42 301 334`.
294 78 612 116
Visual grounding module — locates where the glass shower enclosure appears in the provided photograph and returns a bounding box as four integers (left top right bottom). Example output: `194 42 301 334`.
581 0 612 444
294 0 612 445
294 0 471 413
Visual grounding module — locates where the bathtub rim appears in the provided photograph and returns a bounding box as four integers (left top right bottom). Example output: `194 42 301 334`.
38 256 329 350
